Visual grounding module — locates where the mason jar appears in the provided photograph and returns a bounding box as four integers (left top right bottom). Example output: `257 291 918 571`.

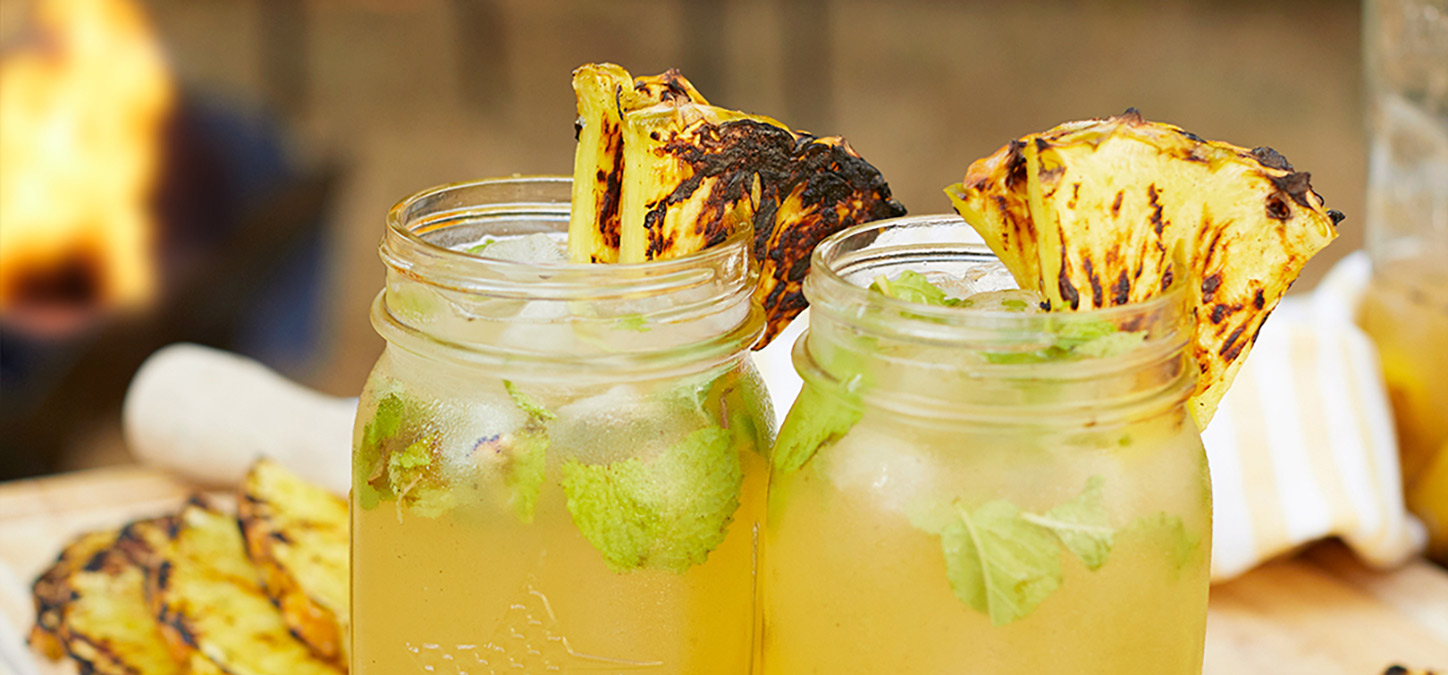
351 177 773 675
1359 0 1448 559
762 215 1210 674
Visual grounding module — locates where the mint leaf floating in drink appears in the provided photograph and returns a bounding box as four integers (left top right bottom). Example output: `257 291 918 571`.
496 381 555 523
1126 512 1202 574
771 383 862 473
940 500 1062 626
1021 475 1114 570
562 426 742 573
504 380 557 421
937 476 1122 624
387 434 454 519
355 392 410 510
869 270 962 306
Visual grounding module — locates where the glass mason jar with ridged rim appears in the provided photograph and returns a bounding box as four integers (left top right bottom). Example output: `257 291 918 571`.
351 177 773 675
761 215 1210 674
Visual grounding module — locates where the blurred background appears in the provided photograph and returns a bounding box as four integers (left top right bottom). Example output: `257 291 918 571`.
0 0 1365 479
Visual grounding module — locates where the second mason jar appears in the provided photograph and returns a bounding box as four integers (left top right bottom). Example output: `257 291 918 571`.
351 177 773 674
762 216 1211 674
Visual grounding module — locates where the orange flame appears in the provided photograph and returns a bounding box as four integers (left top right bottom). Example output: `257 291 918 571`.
0 0 174 319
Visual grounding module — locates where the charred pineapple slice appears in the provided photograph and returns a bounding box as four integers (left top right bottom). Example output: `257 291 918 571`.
568 63 708 263
150 499 341 675
944 139 1043 293
949 110 1341 427
616 102 770 262
238 459 349 667
30 519 183 675
618 101 906 345
30 529 115 659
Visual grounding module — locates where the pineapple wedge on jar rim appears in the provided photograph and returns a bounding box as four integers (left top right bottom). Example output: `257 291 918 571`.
567 62 906 347
946 109 1342 427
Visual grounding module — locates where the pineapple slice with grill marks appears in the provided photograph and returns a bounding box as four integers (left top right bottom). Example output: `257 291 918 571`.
945 139 1044 294
149 498 342 675
30 529 115 659
948 110 1341 427
568 63 708 263
30 519 183 675
618 101 906 345
238 459 349 667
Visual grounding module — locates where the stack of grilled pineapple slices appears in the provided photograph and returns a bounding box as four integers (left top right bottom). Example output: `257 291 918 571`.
30 460 349 675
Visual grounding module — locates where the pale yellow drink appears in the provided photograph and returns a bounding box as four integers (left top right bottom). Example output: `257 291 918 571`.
1358 256 1448 557
762 215 1211 674
353 177 770 675
763 405 1210 674
351 403 765 673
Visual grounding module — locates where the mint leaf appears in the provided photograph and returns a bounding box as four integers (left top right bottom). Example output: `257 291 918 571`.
941 500 1062 626
504 381 556 421
387 434 454 518
983 319 1146 364
505 430 548 523
495 381 554 521
869 270 962 306
771 381 862 473
1021 476 1114 570
617 314 651 332
1126 512 1200 574
935 476 1121 624
466 239 495 255
355 394 408 510
561 426 742 573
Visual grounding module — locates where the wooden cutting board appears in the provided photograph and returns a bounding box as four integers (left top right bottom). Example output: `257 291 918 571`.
1 465 1446 674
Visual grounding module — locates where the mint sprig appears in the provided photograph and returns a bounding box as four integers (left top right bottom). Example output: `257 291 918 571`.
938 477 1114 625
561 426 742 573
771 381 862 473
504 380 557 421
1021 475 1114 570
869 270 963 306
355 393 408 510
942 499 1063 626
497 381 555 522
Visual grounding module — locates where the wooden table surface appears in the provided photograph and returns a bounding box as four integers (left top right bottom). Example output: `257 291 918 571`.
1 465 1446 674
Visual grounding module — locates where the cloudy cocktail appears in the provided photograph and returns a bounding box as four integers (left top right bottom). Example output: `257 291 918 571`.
351 178 771 675
762 216 1210 674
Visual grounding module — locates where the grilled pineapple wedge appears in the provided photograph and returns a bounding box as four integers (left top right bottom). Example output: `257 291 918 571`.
616 102 772 262
616 100 906 345
569 62 905 346
238 459 349 666
31 529 115 659
947 110 1341 427
31 519 183 675
150 499 341 675
568 63 708 263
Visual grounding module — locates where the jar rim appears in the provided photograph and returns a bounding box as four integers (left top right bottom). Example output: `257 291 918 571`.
797 214 1197 426
382 176 757 301
374 176 764 377
808 214 1192 335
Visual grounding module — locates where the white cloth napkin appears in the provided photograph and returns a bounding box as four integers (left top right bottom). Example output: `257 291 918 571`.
1203 251 1424 580
754 250 1426 583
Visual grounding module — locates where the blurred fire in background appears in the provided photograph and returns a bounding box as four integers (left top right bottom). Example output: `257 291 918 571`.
0 0 1364 479
0 0 173 334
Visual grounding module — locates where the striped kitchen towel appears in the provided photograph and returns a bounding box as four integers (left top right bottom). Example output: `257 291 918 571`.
1204 251 1424 580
